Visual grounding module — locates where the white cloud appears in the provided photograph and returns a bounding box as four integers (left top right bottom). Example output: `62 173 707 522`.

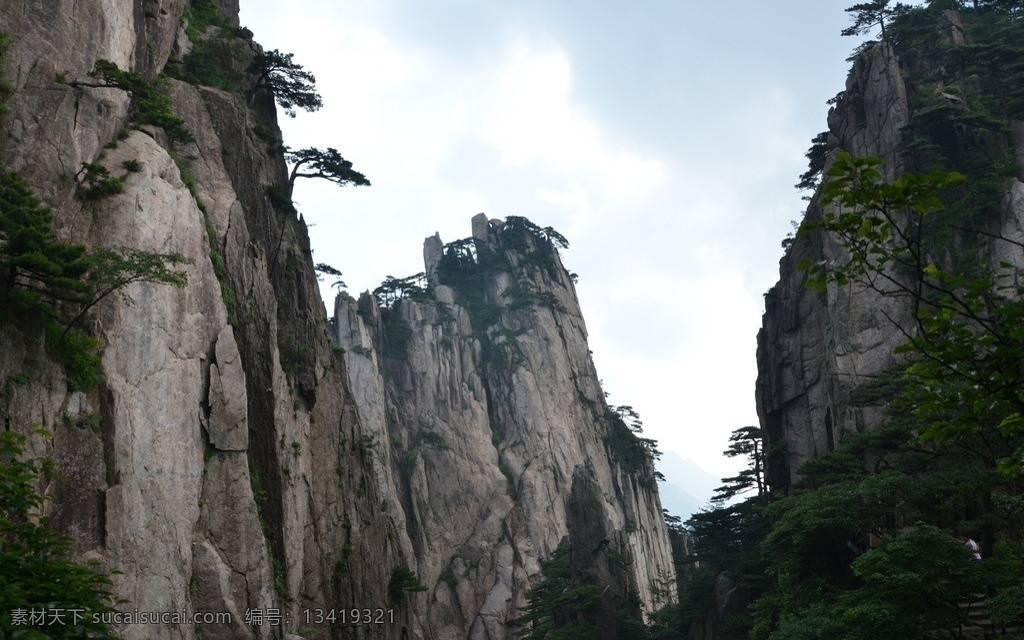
238 0 857 485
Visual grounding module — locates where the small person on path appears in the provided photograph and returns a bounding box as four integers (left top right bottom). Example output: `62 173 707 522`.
965 537 982 562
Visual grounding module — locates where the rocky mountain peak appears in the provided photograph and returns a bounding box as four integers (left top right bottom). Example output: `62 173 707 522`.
0 2 674 637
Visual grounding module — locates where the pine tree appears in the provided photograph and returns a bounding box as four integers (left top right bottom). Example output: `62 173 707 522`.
248 49 323 117
284 147 369 196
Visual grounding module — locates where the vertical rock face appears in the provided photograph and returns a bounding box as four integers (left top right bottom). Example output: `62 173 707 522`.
1 4 673 640
0 2 404 639
757 42 914 494
334 215 676 639
757 20 1024 493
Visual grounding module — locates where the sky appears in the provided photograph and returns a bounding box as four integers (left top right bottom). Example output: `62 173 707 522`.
237 1 865 487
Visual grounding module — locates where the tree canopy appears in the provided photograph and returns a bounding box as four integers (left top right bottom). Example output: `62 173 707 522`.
712 426 767 504
371 273 429 309
801 152 1024 472
0 430 123 639
672 5 1024 638
248 49 323 117
284 147 370 196
79 60 193 143
0 166 191 388
841 1 903 38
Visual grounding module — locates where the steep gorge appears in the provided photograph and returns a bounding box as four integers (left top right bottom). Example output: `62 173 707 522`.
0 2 674 640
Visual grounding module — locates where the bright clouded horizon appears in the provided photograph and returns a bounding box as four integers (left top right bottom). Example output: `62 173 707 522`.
239 1 867 486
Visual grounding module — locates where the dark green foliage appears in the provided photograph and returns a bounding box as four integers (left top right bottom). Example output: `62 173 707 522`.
516 541 652 638
436 237 502 331
44 319 103 391
265 184 297 216
372 273 429 309
503 216 569 250
271 555 287 599
332 543 354 580
655 426 773 638
744 6 1024 639
436 237 477 283
381 315 413 360
83 60 192 143
0 430 123 638
120 159 142 173
416 432 449 450
248 49 323 117
314 262 346 289
432 217 570 335
801 152 1024 472
439 569 457 588
0 166 191 388
284 147 370 196
171 0 240 90
602 405 662 486
501 216 569 280
985 539 1024 624
174 40 240 91
747 410 1024 638
503 281 564 313
204 222 237 326
712 426 766 503
514 542 604 639
0 167 91 318
387 567 426 602
885 3 1024 191
750 150 1024 638
77 162 125 200
841 1 905 39
795 131 829 193
182 0 230 40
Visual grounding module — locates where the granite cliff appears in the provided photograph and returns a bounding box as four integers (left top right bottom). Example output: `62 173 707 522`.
757 9 1024 494
0 1 674 639
334 214 675 638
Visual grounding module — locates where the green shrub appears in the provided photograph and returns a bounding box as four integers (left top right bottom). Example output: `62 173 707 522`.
388 567 426 602
86 60 192 143
182 0 230 40
45 319 103 392
78 162 124 200
439 570 457 587
0 430 123 638
1 166 191 389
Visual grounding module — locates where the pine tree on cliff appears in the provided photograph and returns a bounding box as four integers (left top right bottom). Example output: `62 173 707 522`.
284 147 370 197
248 49 323 117
842 1 897 39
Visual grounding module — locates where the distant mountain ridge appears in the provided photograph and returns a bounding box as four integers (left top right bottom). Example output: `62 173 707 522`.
656 450 721 519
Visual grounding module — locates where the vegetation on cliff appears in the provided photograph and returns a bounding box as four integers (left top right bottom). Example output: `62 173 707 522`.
681 2 1024 637
0 431 122 639
0 165 191 390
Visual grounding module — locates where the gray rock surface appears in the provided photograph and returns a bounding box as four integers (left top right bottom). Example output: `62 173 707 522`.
334 217 677 639
757 33 1024 493
758 41 917 493
0 4 675 639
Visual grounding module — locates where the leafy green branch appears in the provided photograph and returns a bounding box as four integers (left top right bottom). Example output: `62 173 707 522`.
284 147 369 197
1 166 191 388
0 430 124 638
248 49 322 117
70 60 192 143
372 273 429 309
799 152 1024 471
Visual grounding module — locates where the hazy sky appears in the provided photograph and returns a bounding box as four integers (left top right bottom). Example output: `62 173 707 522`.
238 1 869 481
